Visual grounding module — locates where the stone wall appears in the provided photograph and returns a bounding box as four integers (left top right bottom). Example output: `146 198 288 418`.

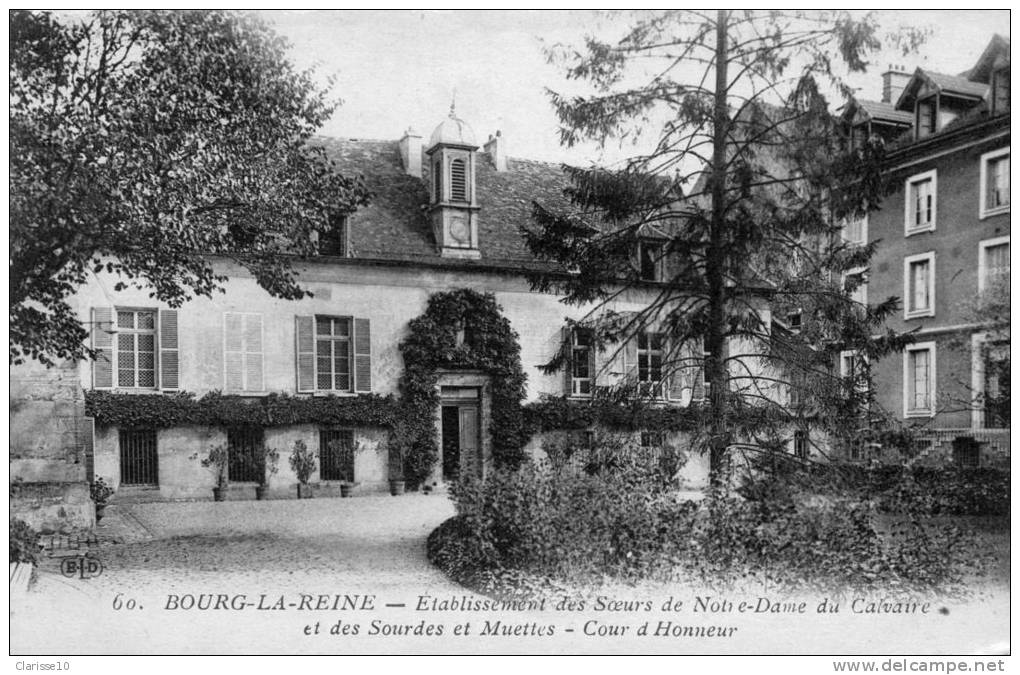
10 358 93 531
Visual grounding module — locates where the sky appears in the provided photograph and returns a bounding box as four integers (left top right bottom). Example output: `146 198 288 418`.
265 10 1009 167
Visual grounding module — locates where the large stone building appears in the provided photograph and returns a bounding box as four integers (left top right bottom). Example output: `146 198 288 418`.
22 110 719 508
841 35 1010 466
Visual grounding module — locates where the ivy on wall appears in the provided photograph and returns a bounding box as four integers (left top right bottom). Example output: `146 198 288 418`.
84 391 398 429
397 289 528 487
522 397 707 435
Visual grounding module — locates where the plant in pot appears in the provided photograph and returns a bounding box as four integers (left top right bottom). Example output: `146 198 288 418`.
289 439 317 499
385 427 410 496
192 444 229 501
255 445 280 501
328 439 359 498
90 477 115 522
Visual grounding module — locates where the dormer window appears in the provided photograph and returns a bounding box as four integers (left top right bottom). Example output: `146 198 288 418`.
317 215 349 256
916 95 937 139
638 240 664 282
450 158 467 202
992 66 1010 114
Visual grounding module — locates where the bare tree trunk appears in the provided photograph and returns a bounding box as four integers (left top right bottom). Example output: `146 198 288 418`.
706 9 730 485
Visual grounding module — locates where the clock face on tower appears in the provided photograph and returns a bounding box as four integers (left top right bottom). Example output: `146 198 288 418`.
449 216 470 246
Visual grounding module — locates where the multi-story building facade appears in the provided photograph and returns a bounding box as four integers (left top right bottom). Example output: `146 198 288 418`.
11 110 723 517
843 35 1010 466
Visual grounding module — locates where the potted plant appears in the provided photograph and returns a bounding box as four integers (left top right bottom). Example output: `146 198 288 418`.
255 445 280 500
90 477 115 522
192 444 229 501
289 439 317 499
329 439 358 498
386 427 409 496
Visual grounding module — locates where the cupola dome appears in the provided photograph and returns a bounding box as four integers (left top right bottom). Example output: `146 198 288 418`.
429 105 477 149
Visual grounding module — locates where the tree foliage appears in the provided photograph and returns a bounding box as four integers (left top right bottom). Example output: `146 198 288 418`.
524 11 924 479
10 10 370 365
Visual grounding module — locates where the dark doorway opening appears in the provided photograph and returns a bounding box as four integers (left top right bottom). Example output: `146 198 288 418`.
440 386 481 482
441 406 460 481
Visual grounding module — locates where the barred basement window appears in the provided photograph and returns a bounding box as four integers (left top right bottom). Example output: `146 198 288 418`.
641 431 663 448
320 428 355 482
119 429 158 486
227 427 264 483
450 158 467 202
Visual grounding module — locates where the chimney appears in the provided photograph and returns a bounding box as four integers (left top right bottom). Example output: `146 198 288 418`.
398 127 422 177
483 130 507 172
882 64 912 105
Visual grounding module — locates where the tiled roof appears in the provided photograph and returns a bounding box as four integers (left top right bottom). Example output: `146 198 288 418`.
855 99 913 125
923 70 988 99
311 137 574 270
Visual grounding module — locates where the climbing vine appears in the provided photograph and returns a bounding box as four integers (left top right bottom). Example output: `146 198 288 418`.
397 289 528 487
85 390 398 429
522 397 707 434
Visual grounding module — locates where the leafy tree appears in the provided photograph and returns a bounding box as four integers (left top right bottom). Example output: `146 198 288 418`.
523 11 922 481
10 10 370 366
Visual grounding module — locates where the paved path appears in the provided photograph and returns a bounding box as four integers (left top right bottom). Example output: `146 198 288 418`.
11 494 1010 655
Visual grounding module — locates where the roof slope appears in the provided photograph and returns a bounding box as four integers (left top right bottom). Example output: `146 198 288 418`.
855 99 913 125
312 137 574 269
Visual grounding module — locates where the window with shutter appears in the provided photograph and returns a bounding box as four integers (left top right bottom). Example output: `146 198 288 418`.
450 158 467 202
92 306 179 391
315 316 352 392
116 309 157 389
224 312 264 393
295 316 370 394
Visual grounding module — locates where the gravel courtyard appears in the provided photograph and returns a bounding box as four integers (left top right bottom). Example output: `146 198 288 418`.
11 494 1009 656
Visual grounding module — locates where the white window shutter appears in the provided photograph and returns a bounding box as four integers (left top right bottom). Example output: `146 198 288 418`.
353 318 371 393
693 342 707 402
82 416 96 483
92 307 114 389
667 339 686 402
244 313 264 391
224 312 245 391
159 309 180 391
562 327 572 396
295 316 315 393
623 335 638 386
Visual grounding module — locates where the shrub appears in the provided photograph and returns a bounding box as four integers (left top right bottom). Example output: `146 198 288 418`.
435 454 984 595
10 519 40 565
89 477 114 504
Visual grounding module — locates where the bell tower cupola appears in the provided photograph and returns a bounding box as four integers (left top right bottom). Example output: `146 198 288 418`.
426 103 481 258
